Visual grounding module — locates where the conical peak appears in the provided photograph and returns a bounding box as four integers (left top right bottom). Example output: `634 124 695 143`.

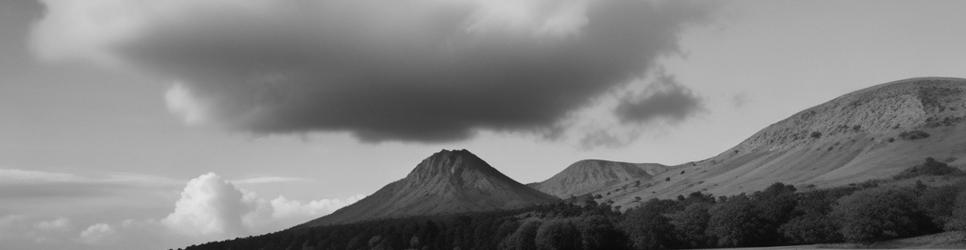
431 149 474 158
408 149 493 180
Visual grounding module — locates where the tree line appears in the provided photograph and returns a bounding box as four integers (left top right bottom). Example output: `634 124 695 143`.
182 158 966 250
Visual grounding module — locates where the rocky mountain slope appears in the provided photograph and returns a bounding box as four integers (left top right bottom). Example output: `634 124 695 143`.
528 160 669 198
301 149 558 226
594 77 966 208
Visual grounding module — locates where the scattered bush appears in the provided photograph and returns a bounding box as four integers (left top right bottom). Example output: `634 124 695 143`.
899 130 931 140
811 132 823 139
894 157 963 180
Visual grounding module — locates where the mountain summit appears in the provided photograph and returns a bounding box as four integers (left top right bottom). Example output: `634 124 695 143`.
302 149 557 226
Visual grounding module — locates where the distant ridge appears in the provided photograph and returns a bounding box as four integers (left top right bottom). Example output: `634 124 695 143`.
528 160 668 198
578 77 966 208
301 149 558 226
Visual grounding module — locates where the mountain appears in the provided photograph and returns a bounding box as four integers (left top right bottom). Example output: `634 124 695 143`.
301 149 558 226
599 77 966 207
528 160 669 198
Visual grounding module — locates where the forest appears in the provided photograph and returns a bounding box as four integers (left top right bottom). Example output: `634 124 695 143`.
181 158 966 250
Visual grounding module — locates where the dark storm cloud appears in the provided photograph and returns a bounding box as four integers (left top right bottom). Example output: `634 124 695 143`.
33 0 714 142
614 74 704 124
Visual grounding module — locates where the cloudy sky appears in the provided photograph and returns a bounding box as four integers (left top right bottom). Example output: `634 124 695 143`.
3 0 966 249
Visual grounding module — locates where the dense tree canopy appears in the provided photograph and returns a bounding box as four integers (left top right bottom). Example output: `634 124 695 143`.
831 187 933 243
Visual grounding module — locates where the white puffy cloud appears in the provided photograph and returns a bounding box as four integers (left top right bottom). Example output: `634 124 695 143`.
35 217 72 232
78 223 116 245
161 173 250 237
164 83 210 125
159 173 360 240
147 173 359 248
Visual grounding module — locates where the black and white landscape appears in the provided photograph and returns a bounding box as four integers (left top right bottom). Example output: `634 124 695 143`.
4 0 966 250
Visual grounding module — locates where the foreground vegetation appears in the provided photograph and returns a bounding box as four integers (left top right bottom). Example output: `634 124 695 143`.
182 158 966 250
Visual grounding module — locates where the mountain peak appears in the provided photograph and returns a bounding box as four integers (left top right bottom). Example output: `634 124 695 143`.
302 149 557 226
408 149 497 181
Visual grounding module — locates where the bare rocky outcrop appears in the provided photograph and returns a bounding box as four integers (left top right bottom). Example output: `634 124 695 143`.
733 77 966 152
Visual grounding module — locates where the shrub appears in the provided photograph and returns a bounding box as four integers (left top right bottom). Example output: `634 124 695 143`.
899 130 930 140
893 157 963 180
810 132 823 139
831 187 932 243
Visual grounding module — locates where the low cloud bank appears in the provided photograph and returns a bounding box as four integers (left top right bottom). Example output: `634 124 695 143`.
0 173 362 250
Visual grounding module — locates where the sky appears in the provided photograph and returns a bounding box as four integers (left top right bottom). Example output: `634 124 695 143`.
3 0 966 249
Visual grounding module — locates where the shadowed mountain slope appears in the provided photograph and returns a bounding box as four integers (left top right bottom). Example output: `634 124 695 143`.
598 77 966 208
301 149 558 226
528 160 669 198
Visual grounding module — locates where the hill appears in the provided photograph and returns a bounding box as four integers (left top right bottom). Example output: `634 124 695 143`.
598 77 966 207
528 160 669 198
301 149 558 226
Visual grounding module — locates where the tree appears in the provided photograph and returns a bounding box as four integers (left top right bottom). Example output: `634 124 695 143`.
669 202 713 248
752 183 799 244
779 215 841 244
622 200 675 249
575 215 627 250
495 220 521 244
534 220 581 250
917 184 964 229
944 188 966 231
706 195 767 247
501 220 542 250
832 187 932 243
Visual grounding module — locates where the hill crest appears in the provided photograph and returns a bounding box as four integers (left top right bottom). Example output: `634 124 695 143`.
592 77 966 208
529 159 668 198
